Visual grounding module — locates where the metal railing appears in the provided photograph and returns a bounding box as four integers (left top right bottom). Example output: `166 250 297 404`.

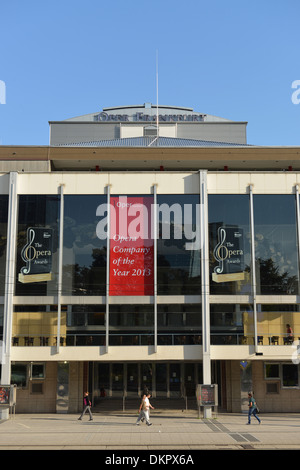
10 331 300 346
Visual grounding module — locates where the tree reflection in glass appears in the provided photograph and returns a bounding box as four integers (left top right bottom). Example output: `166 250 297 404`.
253 195 299 294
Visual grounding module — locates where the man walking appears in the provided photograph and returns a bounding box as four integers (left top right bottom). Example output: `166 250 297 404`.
78 391 93 421
247 392 261 425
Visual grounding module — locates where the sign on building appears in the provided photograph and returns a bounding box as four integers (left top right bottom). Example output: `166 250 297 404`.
196 384 218 407
212 226 244 282
18 227 53 283
109 197 154 295
0 385 16 407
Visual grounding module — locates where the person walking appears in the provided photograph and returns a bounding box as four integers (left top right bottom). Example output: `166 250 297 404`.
136 387 148 424
247 392 261 425
78 391 93 421
136 392 154 426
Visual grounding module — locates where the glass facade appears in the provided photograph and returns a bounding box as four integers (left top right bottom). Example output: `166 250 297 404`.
3 188 299 348
1 168 300 415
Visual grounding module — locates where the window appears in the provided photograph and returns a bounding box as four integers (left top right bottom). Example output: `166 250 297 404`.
110 305 153 328
31 363 45 380
254 195 299 294
210 304 249 345
67 305 105 327
31 383 43 394
144 126 157 136
157 195 201 295
282 364 298 388
11 363 28 388
259 305 300 344
265 363 280 379
63 195 107 295
16 195 59 296
266 383 279 394
264 362 299 388
208 195 251 295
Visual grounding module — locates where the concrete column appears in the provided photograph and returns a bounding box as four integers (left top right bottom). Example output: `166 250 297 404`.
200 171 212 418
1 173 18 420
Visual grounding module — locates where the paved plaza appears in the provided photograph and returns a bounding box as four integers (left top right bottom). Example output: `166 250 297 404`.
0 410 300 451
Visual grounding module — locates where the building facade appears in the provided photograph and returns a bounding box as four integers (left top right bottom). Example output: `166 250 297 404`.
1 105 300 417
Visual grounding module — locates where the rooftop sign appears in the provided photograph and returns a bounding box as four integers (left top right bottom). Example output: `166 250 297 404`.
95 111 206 123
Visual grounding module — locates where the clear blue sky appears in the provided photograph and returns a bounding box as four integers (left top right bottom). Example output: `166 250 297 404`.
1 0 300 146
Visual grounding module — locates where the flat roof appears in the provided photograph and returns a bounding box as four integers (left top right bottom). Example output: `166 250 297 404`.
0 145 300 171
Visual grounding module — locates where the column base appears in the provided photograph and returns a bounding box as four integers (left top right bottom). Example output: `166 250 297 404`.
0 408 9 420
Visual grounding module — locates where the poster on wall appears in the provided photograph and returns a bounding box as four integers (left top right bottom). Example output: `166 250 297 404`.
109 196 154 295
212 226 244 283
18 227 53 283
0 386 10 405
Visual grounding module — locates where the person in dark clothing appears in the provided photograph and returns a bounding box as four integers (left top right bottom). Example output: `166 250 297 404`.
285 324 294 344
247 392 261 425
78 391 93 421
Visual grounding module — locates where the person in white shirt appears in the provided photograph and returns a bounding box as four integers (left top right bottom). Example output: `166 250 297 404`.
136 393 154 426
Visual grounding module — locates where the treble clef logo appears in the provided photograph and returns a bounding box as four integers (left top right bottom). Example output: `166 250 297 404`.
213 227 228 275
20 228 36 275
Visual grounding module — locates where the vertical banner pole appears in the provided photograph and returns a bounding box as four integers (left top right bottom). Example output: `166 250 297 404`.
153 184 158 352
249 184 258 352
106 185 111 353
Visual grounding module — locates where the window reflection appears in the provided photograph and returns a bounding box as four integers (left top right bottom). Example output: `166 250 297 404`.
256 304 300 345
157 304 201 345
12 305 65 346
0 196 8 297
208 195 251 295
254 195 299 294
157 195 201 295
63 195 107 295
210 304 251 345
16 196 59 296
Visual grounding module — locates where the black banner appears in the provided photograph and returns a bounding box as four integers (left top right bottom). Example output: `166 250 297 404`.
212 226 244 282
18 227 53 283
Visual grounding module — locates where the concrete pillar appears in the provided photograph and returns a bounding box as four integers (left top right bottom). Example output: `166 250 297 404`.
200 171 212 418
1 173 18 420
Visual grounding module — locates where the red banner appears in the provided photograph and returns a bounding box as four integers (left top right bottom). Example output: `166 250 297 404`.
109 196 154 296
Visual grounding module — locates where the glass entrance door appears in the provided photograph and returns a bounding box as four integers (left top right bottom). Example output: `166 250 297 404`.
156 363 167 397
184 363 196 396
141 363 153 393
169 363 181 397
111 363 123 396
126 363 138 396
